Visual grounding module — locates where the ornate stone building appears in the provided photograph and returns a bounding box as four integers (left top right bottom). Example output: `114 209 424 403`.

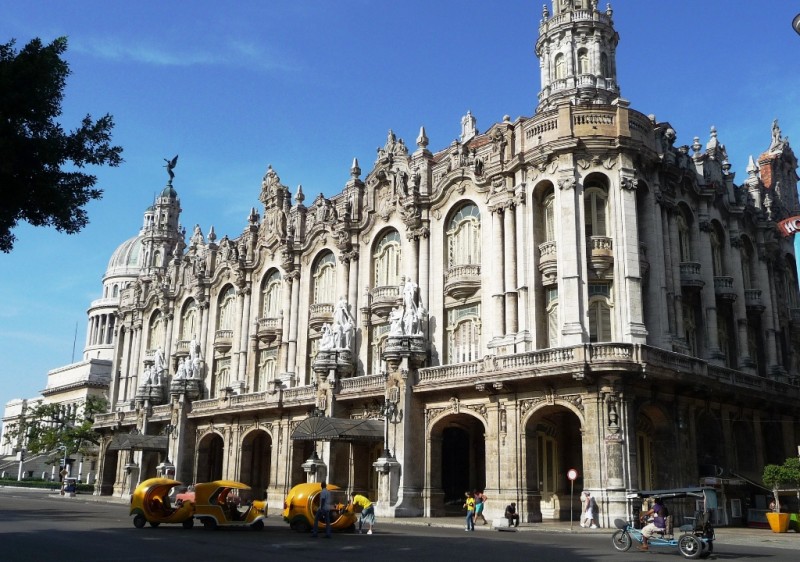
91 0 800 525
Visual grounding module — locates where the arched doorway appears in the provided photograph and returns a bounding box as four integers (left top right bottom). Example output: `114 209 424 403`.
240 430 271 499
524 405 583 522
196 433 224 482
428 413 486 515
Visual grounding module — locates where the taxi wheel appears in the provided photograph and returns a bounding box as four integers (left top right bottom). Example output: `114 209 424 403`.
133 514 146 529
251 520 264 531
182 519 194 529
203 518 218 531
149 521 160 528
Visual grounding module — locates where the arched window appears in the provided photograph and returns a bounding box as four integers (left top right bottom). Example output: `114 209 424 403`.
718 318 731 368
256 349 277 392
213 358 230 398
741 242 753 290
312 252 336 304
447 204 481 267
600 53 609 77
546 286 559 347
373 231 401 288
112 284 119 298
784 258 799 309
554 53 566 80
584 187 607 237
153 250 162 268
544 193 556 242
677 213 692 262
446 305 481 364
370 325 390 375
577 48 589 74
217 286 236 331
588 284 612 342
261 270 282 318
710 230 723 276
181 300 198 341
147 311 166 352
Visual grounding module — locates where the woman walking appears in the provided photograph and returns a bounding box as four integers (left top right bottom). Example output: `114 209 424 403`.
463 491 476 531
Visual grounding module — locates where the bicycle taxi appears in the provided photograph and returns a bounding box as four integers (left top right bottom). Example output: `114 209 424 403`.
611 487 717 559
130 477 196 529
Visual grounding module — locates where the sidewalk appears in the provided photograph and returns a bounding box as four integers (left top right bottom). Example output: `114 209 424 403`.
6 486 797 551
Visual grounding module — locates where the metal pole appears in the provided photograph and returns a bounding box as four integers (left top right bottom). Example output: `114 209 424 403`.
570 479 574 531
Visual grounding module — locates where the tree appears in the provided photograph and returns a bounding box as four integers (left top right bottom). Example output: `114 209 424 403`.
762 456 800 513
0 37 123 252
2 396 108 463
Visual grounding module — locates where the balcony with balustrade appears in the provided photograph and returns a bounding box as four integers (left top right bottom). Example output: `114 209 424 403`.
679 262 704 289
370 285 401 318
713 276 737 303
444 264 481 299
308 303 334 330
256 316 283 344
213 329 233 352
744 289 764 312
587 236 613 276
538 241 557 285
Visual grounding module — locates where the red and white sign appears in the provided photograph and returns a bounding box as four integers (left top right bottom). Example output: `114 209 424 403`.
778 215 800 237
567 468 578 481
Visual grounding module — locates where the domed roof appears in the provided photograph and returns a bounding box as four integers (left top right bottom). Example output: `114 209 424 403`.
160 185 178 199
105 235 145 279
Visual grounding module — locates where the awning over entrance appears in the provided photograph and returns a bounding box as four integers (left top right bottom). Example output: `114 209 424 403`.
107 433 168 452
290 416 384 442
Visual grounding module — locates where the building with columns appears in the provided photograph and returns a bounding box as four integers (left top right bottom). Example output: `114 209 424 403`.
85 0 800 526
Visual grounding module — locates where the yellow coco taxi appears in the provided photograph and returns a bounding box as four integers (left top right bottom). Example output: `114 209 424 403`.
193 480 267 530
283 482 357 532
130 477 195 529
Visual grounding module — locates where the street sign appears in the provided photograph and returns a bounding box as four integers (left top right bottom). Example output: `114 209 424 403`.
567 468 578 481
567 468 578 530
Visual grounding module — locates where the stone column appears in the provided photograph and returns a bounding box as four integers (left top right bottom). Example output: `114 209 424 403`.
237 286 252 390
514 190 529 339
337 253 350 301
504 202 519 335
759 257 780 372
727 233 753 369
618 172 648 343
418 230 430 319
697 215 722 362
286 271 301 380
490 206 506 339
667 211 685 346
557 173 583 342
406 230 420 285
280 273 292 373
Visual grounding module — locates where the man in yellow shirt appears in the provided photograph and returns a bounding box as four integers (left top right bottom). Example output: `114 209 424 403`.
350 493 376 534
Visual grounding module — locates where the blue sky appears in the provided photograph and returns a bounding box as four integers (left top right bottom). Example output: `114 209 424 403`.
1 0 799 414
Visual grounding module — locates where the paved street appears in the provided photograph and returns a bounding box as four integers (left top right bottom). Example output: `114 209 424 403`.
0 487 797 561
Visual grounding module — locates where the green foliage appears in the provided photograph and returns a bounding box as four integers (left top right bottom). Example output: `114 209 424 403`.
0 477 92 492
2 396 108 460
762 457 800 512
0 36 123 252
762 457 800 490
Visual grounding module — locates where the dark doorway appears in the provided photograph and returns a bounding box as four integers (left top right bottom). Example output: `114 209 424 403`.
196 433 224 482
240 431 271 499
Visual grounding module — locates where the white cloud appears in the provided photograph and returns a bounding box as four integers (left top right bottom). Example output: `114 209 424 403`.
71 36 293 72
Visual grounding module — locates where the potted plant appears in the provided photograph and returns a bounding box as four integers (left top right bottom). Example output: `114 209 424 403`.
762 457 800 533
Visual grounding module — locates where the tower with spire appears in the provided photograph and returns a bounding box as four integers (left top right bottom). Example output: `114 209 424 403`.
535 1 620 112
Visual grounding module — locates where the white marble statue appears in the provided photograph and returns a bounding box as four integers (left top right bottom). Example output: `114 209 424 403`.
332 296 355 349
389 307 404 335
153 347 165 378
319 323 335 351
174 358 187 380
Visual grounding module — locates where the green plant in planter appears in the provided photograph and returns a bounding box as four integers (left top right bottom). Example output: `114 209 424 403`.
762 457 800 513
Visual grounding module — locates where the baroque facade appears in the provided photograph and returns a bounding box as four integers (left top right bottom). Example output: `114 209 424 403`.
87 1 800 525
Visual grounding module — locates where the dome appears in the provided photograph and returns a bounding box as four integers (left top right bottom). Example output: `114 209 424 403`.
160 185 178 199
105 235 145 279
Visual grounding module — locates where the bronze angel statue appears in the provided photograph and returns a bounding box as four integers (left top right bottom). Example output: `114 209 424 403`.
164 155 179 183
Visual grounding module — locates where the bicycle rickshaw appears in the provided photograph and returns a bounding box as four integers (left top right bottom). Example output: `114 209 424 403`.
193 480 268 530
611 487 717 559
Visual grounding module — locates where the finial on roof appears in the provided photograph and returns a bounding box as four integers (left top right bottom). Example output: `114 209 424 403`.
417 126 429 149
746 155 758 175
606 3 613 18
295 184 305 204
351 158 361 179
541 3 549 21
208 225 216 243
706 126 719 151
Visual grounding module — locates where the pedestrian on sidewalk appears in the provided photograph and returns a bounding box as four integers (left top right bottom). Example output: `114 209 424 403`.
581 492 598 529
463 491 475 531
474 490 488 525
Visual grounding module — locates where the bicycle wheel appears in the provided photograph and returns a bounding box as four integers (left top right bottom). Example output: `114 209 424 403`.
678 534 702 559
611 530 632 552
